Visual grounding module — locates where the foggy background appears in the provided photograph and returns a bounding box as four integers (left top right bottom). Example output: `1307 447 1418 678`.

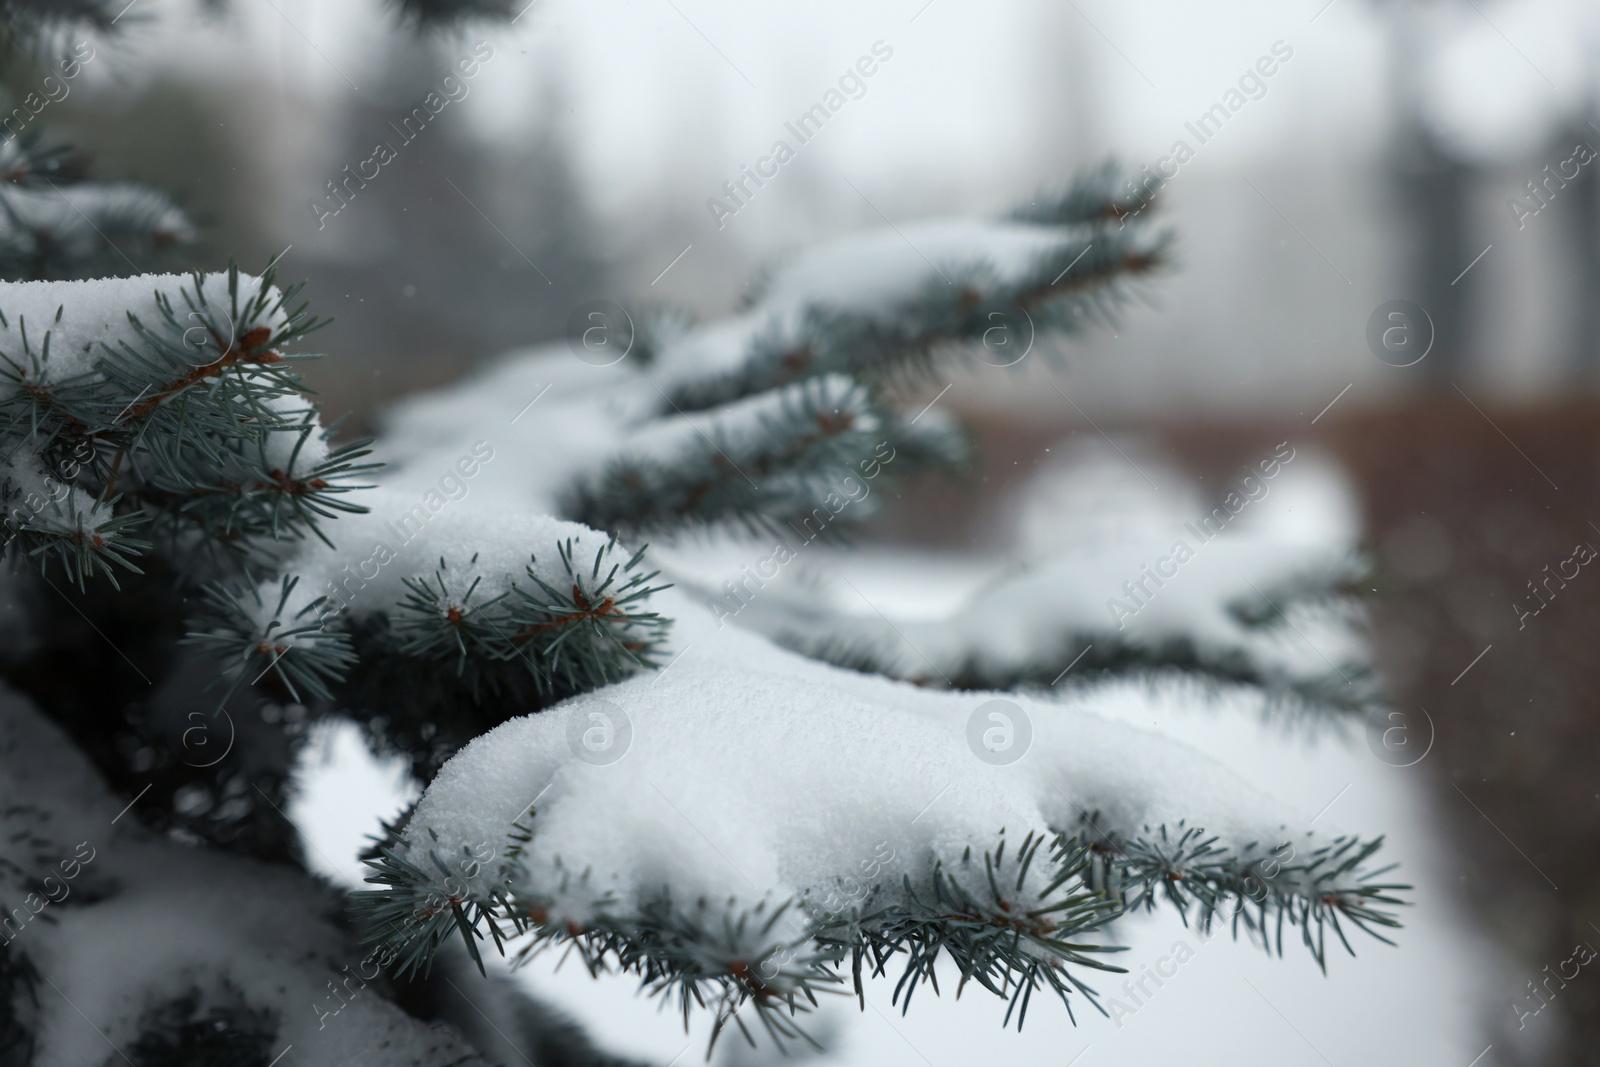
49 0 1600 419
25 1 1600 1064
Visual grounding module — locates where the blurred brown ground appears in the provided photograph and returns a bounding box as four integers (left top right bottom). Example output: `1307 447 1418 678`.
885 396 1600 1066
1319 399 1598 1067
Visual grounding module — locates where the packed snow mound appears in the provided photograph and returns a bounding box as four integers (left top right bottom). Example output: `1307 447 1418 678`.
272 483 619 629
395 586 1359 944
787 538 1360 682
0 271 282 386
377 345 645 516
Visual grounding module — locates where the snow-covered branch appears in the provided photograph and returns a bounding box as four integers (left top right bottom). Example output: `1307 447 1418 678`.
354 590 1404 1046
0 163 1406 1062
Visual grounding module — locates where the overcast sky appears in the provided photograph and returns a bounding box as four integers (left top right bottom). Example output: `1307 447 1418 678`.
87 0 1596 235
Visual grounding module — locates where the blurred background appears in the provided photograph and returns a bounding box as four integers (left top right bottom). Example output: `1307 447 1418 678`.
13 0 1600 1063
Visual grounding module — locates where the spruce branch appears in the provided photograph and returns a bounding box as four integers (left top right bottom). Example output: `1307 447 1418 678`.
128 414 377 564
1227 557 1368 629
388 0 525 27
792 629 1379 721
564 375 952 537
0 147 1415 1066
1008 160 1164 227
1079 822 1408 970
0 131 88 187
0 0 129 50
662 222 1169 416
0 112 189 284
386 535 672 697
353 815 1403 1050
0 266 369 581
185 574 358 706
748 546 1378 724
2 489 146 587
352 827 1126 1046
188 535 671 731
98 264 327 430
332 535 672 777
655 164 1171 418
0 434 146 587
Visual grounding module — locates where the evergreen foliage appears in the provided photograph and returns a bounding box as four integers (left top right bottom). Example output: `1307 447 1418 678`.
0 6 1406 1064
0 129 190 283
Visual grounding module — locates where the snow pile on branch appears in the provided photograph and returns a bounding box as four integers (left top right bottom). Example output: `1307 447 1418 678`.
0 271 283 386
358 586 1403 1042
648 217 1145 394
717 442 1374 715
400 596 1333 894
0 269 376 589
353 286 1392 1044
